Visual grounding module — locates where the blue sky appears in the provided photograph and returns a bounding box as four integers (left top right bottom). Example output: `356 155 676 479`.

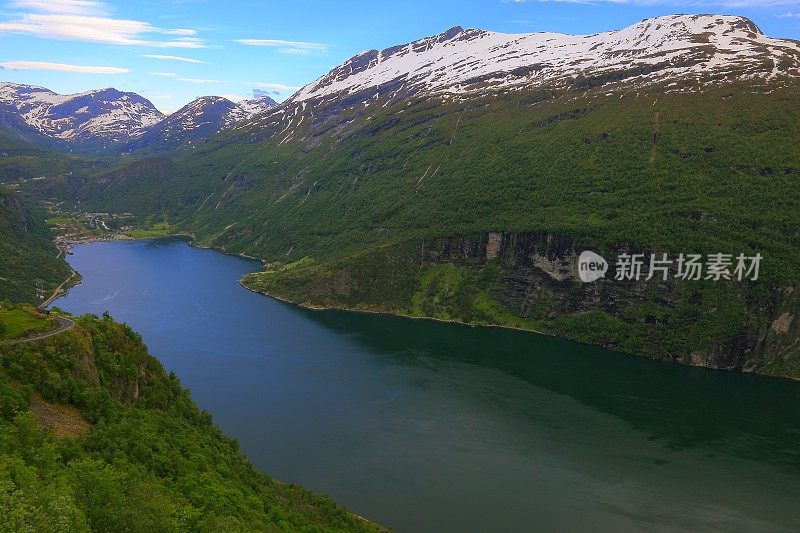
1 0 800 112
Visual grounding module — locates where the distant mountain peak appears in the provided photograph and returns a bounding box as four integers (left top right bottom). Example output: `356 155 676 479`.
122 92 277 153
0 82 164 148
252 89 279 107
0 82 281 153
235 93 277 119
1 14 795 154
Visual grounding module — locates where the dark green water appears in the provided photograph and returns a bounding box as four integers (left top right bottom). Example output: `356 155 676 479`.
54 238 800 532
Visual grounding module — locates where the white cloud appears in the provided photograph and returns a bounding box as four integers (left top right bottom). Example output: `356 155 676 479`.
236 38 329 54
0 0 205 48
142 54 204 64
0 60 128 73
162 28 196 36
280 48 312 55
219 93 247 102
152 71 225 83
247 81 302 93
9 0 107 15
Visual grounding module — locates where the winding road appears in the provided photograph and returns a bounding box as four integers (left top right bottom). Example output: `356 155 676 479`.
1 315 75 346
37 269 77 311
2 269 78 347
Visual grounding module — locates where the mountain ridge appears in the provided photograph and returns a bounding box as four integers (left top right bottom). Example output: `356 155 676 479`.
3 14 800 153
291 14 800 106
0 82 276 153
123 94 276 153
0 82 163 151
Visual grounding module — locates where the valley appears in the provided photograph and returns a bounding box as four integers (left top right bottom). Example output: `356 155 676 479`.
2 9 800 531
4 15 800 378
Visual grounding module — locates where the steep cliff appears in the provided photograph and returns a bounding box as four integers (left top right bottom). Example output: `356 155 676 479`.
0 190 26 233
244 231 800 379
0 189 71 303
0 311 384 531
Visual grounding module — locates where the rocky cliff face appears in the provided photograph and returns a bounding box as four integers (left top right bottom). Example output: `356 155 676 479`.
242 227 799 378
0 191 27 234
422 232 800 376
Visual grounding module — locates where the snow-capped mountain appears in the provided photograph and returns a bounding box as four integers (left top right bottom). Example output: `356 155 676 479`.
4 15 799 154
234 94 278 119
124 95 277 152
0 83 164 149
0 83 278 153
127 96 239 153
292 15 800 106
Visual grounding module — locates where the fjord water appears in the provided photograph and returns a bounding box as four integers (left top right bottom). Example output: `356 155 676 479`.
54 238 800 532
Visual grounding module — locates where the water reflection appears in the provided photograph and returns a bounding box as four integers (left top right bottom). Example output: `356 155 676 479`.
54 238 800 532
298 306 800 471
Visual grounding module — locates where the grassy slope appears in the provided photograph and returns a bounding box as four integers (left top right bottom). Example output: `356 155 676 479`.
0 304 53 339
0 311 382 532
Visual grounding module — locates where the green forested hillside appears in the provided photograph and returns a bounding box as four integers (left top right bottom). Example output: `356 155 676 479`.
51 85 800 282
0 125 97 183
38 83 800 376
0 310 382 532
0 127 385 530
0 188 72 303
0 125 101 303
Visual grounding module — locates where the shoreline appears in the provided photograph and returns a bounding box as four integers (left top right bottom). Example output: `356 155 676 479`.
38 268 79 311
63 232 266 266
57 236 800 384
238 278 553 336
238 278 800 385
46 234 385 530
